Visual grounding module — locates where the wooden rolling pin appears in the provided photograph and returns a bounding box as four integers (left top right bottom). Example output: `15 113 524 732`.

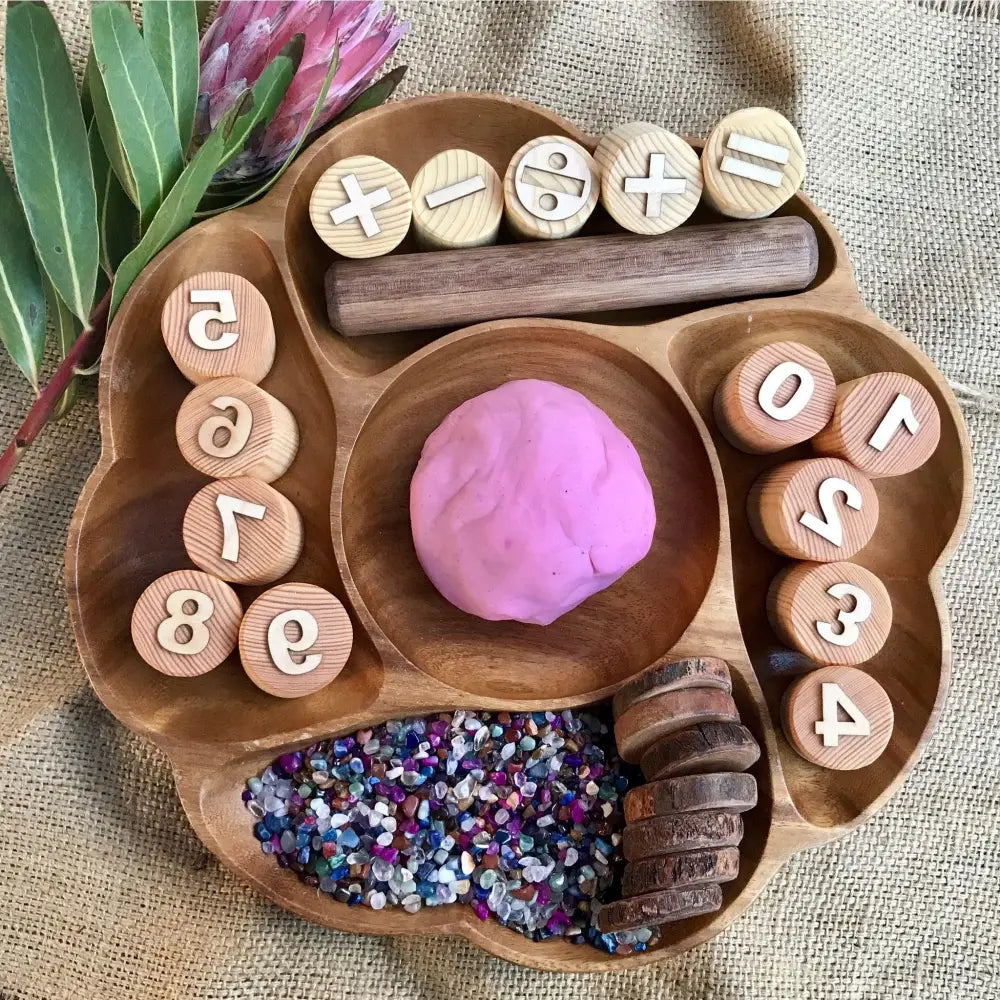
324 216 818 337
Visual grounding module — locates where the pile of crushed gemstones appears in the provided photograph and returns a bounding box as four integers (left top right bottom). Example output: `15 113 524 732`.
244 708 658 954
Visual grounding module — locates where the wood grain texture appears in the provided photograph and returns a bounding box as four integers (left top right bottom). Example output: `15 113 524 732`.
623 773 758 823
130 569 242 676
812 371 942 477
325 216 819 337
615 688 741 762
411 148 502 250
767 560 893 666
622 811 744 861
713 340 836 454
612 656 732 719
503 135 599 239
747 457 879 561
594 122 702 235
621 847 741 897
640 723 762 781
182 476 303 585
239 582 353 698
702 107 806 219
308 154 412 258
782 665 894 771
175 376 299 482
160 272 275 384
597 884 723 932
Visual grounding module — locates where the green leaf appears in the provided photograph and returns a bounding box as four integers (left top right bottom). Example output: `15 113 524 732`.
5 1 100 326
0 165 46 392
110 103 239 318
89 120 139 276
196 44 341 218
337 66 407 123
87 53 140 206
218 35 304 170
91 1 185 231
43 275 82 419
143 0 200 153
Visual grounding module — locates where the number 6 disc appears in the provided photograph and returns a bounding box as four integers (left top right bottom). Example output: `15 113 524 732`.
239 583 353 698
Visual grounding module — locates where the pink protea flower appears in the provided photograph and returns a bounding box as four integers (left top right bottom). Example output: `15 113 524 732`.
198 0 409 181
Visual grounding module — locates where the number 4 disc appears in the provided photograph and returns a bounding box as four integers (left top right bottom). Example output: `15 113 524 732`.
781 665 894 770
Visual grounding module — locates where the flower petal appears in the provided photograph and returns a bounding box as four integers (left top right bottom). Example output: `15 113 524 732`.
209 78 247 128
224 18 272 86
199 41 230 95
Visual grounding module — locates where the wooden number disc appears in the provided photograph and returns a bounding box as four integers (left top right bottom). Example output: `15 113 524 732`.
612 656 732 720
702 107 806 219
182 477 303 585
622 811 743 861
615 688 741 763
593 122 702 235
812 372 941 477
748 457 879 561
309 154 412 258
503 135 599 240
713 341 836 453
768 561 893 666
640 722 761 781
621 847 741 897
597 884 722 932
131 569 242 676
161 272 275 385
239 583 353 698
175 376 298 482
623 773 758 824
410 149 503 250
782 665 894 770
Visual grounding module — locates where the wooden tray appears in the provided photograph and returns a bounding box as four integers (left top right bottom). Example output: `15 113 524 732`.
65 93 973 972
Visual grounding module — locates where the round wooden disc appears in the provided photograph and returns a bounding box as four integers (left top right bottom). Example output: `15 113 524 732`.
175 376 299 482
702 107 806 220
597 883 723 932
640 722 761 781
593 122 702 235
747 457 879 561
239 583 353 699
309 154 412 258
812 372 941 478
182 477 303 585
160 272 275 385
623 811 744 862
612 656 732 720
713 341 836 454
623 773 758 824
768 560 893 666
410 149 503 250
615 688 740 763
503 135 599 239
130 569 242 676
781 665 894 770
621 847 741 897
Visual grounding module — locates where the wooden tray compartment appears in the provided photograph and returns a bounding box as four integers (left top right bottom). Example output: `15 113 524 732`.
65 93 972 972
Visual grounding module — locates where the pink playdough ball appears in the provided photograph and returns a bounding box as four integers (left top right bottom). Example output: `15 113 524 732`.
409 378 656 626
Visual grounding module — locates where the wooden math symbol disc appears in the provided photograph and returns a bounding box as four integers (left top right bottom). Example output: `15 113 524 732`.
182 476 303 585
812 371 941 478
781 665 894 770
713 340 836 453
239 582 353 698
640 722 761 781
597 884 723 932
175 376 298 482
612 656 732 720
768 560 893 666
594 122 702 235
410 149 503 250
702 107 806 219
503 135 599 239
131 569 242 676
161 272 275 385
747 457 879 561
309 154 412 258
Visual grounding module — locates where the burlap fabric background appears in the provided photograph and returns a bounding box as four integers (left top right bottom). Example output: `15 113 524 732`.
1 2 998 997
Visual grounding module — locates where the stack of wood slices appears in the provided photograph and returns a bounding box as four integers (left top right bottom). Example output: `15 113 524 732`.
598 657 760 933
